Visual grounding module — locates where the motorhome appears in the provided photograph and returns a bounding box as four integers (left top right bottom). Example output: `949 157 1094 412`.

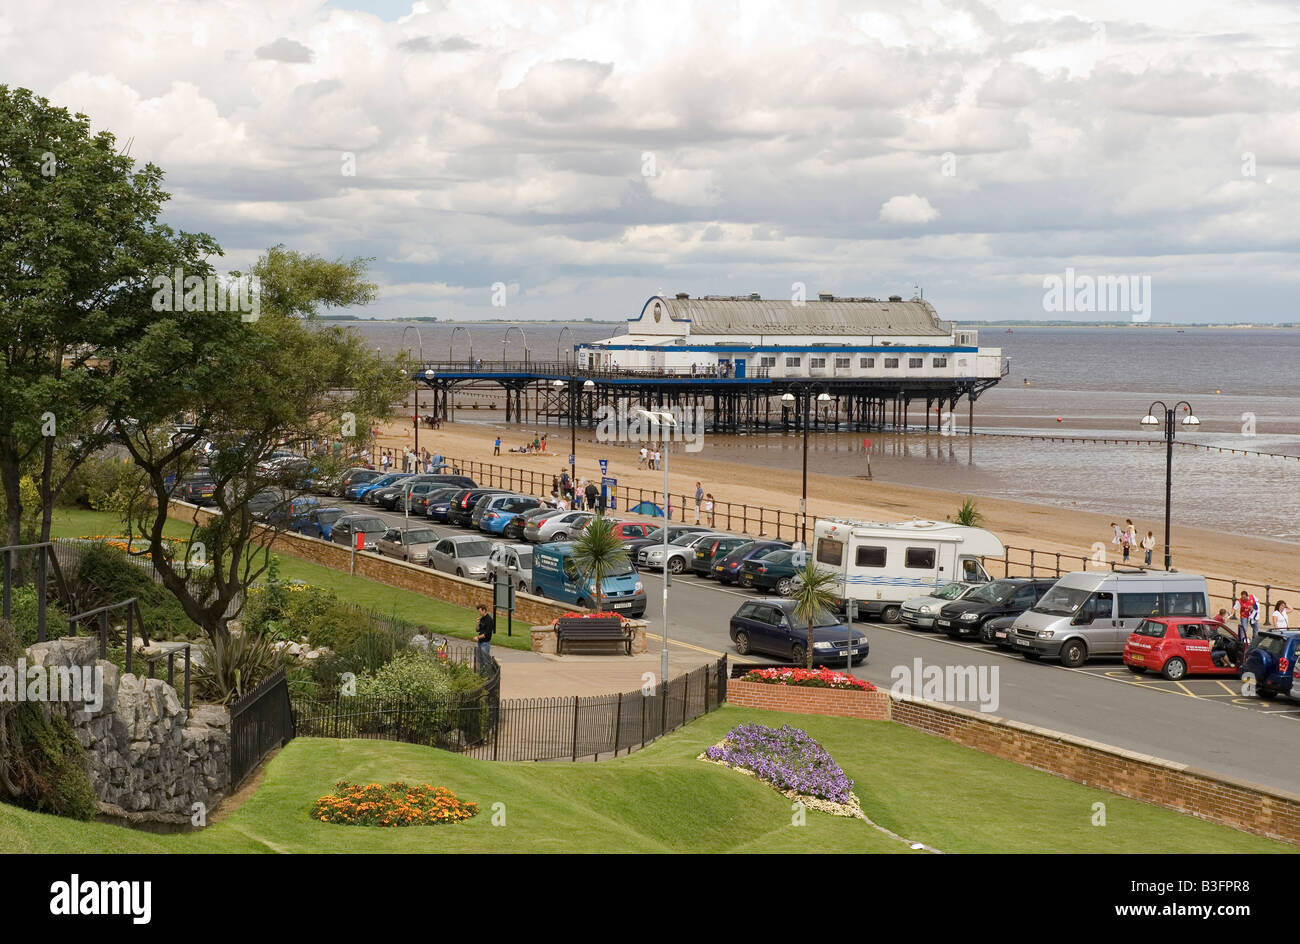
811 518 1004 622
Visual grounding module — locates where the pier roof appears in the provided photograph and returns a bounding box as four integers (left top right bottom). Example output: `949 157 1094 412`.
646 294 951 336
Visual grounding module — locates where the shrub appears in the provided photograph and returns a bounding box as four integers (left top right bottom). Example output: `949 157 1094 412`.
311 781 477 827
60 455 143 514
704 723 855 804
66 541 199 641
4 587 68 648
355 651 481 702
192 630 289 704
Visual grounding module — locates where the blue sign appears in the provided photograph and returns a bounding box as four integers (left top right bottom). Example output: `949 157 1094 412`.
598 458 609 475
568 454 575 465
601 476 617 511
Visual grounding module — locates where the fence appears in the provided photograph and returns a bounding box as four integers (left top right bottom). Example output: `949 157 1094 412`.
230 666 295 789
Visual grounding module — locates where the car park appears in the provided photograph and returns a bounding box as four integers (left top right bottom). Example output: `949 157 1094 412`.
714 540 790 585
502 506 555 541
935 577 1056 641
1123 617 1244 680
524 509 595 543
639 531 725 574
739 548 809 595
901 581 985 630
1011 571 1211 668
479 495 544 535
623 525 712 561
447 488 511 528
530 542 645 616
293 506 345 541
690 535 751 578
266 494 318 529
483 544 534 592
377 526 441 564
427 535 494 578
729 599 868 666
330 514 389 551
1241 631 1300 701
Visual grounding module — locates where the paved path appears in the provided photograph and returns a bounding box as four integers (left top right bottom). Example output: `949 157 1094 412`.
491 643 716 700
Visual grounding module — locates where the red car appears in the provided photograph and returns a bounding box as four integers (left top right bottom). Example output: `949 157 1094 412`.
608 521 653 541
1123 617 1243 680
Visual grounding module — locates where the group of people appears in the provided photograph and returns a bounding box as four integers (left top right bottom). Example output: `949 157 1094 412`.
1111 519 1156 566
1202 592 1290 668
637 444 666 470
373 447 445 474
548 469 603 513
499 434 547 456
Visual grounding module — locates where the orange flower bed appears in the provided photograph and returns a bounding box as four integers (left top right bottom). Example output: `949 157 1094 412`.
311 781 478 827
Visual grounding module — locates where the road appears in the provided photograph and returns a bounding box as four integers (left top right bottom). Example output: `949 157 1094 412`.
347 498 1300 795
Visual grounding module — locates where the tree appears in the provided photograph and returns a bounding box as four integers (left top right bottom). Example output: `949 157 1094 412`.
112 248 405 645
569 516 629 612
0 85 219 549
789 558 840 669
955 497 984 527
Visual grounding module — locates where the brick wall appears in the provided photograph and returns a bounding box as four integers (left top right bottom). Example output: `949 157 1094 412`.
726 680 892 720
169 501 572 624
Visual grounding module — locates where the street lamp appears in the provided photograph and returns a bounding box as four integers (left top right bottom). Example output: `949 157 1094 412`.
781 385 831 547
401 326 424 460
1139 400 1199 571
635 407 678 686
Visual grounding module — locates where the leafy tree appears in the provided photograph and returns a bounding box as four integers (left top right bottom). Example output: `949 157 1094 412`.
569 516 629 612
789 558 840 669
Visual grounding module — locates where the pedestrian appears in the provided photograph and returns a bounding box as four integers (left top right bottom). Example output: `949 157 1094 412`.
541 434 547 453
1141 530 1155 567
585 480 599 512
638 446 647 469
694 481 704 524
652 446 661 470
474 604 494 666
381 450 390 472
705 493 715 527
494 437 501 456
1121 519 1135 563
1273 600 1289 631
1110 522 1121 552
1235 590 1259 644
409 626 431 653
552 475 560 496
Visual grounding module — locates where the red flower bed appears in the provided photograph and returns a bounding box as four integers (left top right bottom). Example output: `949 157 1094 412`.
553 610 626 624
740 667 876 691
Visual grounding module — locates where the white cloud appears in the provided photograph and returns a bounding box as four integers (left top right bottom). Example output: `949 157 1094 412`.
879 194 940 224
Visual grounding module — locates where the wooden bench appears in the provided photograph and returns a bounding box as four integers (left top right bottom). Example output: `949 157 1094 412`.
555 616 633 655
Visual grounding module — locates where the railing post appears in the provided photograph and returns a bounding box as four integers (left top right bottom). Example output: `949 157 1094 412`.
571 695 580 762
1055 552 1061 576
184 645 191 711
1029 549 1035 577
126 608 134 675
613 692 623 757
2 548 10 621
36 544 46 642
98 611 108 660
1003 546 1009 578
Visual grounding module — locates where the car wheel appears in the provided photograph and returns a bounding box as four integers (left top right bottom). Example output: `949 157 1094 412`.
734 631 751 656
456 568 464 577
667 557 685 575
791 643 806 665
1161 657 1187 681
1126 664 1146 675
1060 638 1088 668
881 605 901 624
1257 687 1277 700
552 531 567 541
518 581 527 593
533 586 544 598
776 577 793 596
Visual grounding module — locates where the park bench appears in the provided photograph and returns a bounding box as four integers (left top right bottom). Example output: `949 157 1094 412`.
555 615 633 655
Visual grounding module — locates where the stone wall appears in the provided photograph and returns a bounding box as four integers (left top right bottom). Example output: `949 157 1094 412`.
26 636 229 823
726 679 892 719
170 500 573 624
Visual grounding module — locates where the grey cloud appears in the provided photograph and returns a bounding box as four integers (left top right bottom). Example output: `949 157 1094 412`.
255 37 315 63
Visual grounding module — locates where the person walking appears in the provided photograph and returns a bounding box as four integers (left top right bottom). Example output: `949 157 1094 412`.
694 481 704 524
585 480 599 512
494 437 501 456
704 493 715 528
1141 530 1155 567
638 446 647 469
1273 600 1289 631
474 604 495 666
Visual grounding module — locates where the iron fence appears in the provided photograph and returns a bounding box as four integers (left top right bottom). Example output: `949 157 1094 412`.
230 666 295 789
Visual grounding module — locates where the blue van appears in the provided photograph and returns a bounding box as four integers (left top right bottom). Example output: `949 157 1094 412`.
531 542 646 617
1242 631 1300 701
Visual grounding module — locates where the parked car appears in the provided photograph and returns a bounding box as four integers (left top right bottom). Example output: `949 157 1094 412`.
639 531 727 574
335 468 380 498
982 614 1021 649
729 599 868 666
480 495 544 535
427 535 495 578
901 581 985 630
248 488 283 520
935 578 1057 641
607 521 654 542
292 506 345 541
447 488 511 528
1011 571 1211 667
739 548 809 595
173 472 217 505
690 535 752 578
524 509 596 543
1242 630 1300 701
470 492 534 530
345 472 404 502
377 526 441 564
714 540 790 585
330 514 389 551
530 542 645 616
400 483 456 514
1123 617 1244 680
362 473 413 505
267 494 319 529
624 525 712 561
503 506 555 541
483 544 534 592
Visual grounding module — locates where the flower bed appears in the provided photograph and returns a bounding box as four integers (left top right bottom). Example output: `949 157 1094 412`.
552 610 626 624
311 781 478 827
702 723 860 814
740 666 876 691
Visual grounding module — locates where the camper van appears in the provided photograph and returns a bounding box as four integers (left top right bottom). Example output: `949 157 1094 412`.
811 518 1004 622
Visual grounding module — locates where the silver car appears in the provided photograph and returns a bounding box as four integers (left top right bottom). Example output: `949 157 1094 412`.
900 581 984 630
524 510 595 543
427 535 494 579
482 543 534 592
377 526 441 564
639 531 729 574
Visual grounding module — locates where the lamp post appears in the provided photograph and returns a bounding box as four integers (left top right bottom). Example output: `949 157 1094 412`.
635 407 678 686
781 384 831 547
503 325 528 366
401 326 424 460
1139 400 1199 571
555 378 595 503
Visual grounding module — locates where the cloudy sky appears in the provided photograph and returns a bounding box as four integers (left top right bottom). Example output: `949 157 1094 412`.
4 0 1298 322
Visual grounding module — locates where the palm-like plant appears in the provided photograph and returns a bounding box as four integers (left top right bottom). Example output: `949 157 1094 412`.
568 515 629 612
955 497 984 527
789 558 841 669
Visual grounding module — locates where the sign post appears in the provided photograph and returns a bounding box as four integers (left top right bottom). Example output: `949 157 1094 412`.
494 570 516 637
863 437 873 480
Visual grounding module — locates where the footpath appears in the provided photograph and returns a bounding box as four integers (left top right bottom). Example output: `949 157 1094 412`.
492 640 717 699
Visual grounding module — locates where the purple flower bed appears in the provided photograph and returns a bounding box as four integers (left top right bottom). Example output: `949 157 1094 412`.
704 723 854 803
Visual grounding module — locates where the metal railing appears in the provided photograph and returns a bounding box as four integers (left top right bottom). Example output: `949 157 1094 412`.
420 360 771 381
64 597 195 708
1 541 73 641
230 666 295 789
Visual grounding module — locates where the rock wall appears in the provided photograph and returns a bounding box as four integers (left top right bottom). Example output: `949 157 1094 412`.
25 637 229 823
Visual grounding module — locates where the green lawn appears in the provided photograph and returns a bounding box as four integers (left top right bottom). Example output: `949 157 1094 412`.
0 706 1289 853
48 508 531 650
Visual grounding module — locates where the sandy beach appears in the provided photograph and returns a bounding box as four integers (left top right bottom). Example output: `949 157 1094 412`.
373 417 1298 600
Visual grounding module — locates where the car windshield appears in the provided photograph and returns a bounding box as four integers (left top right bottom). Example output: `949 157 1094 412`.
404 530 438 544
643 528 666 542
805 608 843 628
457 541 493 557
1134 619 1167 638
966 581 1014 604
933 582 970 601
1256 634 1289 658
516 552 533 569
672 532 704 546
601 560 636 578
355 518 387 531
1035 585 1090 615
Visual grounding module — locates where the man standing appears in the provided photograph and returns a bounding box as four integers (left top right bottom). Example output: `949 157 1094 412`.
638 446 647 469
585 480 599 513
474 604 495 667
1140 530 1155 567
1235 590 1259 644
494 437 501 456
694 482 704 524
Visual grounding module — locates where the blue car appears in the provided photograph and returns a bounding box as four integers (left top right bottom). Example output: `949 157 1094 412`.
347 472 408 501
1242 630 1300 701
266 494 318 528
293 506 345 541
729 598 869 666
426 494 457 522
478 495 543 535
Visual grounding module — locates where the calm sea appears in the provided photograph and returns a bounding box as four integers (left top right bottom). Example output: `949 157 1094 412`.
352 321 1300 542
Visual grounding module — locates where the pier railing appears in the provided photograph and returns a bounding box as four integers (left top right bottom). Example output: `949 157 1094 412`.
420 360 771 380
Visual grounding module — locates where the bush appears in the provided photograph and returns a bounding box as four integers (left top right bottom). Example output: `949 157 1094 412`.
355 651 482 702
4 587 68 648
60 455 142 514
67 541 199 641
192 630 289 704
311 781 477 827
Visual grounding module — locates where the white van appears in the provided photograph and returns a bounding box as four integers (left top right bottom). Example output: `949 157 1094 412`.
1011 570 1211 667
812 518 1004 622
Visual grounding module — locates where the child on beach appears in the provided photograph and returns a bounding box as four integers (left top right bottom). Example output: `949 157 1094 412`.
1121 520 1136 562
1141 531 1155 566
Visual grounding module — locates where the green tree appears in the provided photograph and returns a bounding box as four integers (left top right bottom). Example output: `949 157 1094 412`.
789 558 840 669
569 516 629 612
955 497 984 527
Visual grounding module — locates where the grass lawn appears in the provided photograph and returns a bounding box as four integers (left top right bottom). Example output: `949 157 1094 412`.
47 508 531 650
0 706 1289 853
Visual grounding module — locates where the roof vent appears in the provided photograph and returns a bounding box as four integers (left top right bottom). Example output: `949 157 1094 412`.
818 292 834 301
676 292 689 299
888 295 903 302
748 293 760 300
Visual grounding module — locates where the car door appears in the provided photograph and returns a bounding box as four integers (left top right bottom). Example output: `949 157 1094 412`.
1179 622 1214 671
732 602 765 651
432 540 454 571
